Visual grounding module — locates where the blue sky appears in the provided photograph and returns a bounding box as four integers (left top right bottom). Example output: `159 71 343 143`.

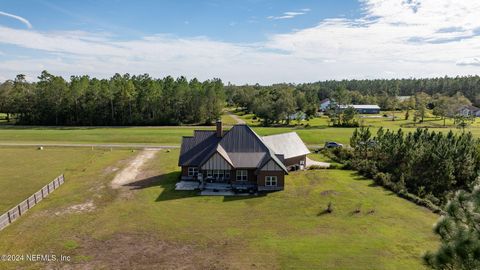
0 0 479 84
1 0 360 42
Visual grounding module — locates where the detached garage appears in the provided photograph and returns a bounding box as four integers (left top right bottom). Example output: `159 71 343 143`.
262 132 311 170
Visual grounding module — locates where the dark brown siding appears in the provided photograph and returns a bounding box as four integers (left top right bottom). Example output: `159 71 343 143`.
284 155 307 167
181 166 189 176
230 169 256 184
257 171 285 188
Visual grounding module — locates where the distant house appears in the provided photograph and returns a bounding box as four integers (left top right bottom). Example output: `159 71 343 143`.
397 96 411 102
458 105 480 117
178 121 310 193
319 98 331 111
338 105 381 114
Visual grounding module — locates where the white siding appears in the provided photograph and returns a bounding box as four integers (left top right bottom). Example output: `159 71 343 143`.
201 153 232 170
260 159 283 171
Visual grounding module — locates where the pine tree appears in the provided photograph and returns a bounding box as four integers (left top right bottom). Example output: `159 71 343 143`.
424 183 480 269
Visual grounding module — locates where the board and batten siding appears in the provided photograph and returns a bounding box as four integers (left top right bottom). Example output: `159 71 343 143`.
260 159 283 171
201 153 232 170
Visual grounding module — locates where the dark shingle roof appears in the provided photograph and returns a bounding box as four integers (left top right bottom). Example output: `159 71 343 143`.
178 124 288 172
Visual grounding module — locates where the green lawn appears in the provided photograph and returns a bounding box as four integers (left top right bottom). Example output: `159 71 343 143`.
1 109 478 148
220 111 239 126
0 147 131 213
0 148 438 269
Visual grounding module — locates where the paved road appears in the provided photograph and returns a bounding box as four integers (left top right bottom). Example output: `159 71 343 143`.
225 111 246 124
0 142 180 149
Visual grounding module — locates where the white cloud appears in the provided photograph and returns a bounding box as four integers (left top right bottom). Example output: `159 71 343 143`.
267 10 309 20
0 11 32 29
0 0 479 84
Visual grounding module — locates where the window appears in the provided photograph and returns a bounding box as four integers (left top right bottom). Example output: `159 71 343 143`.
299 160 305 165
225 170 230 179
213 170 224 179
188 167 198 176
265 176 277 186
236 170 248 181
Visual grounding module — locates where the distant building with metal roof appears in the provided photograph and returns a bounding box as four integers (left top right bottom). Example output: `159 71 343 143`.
338 104 381 114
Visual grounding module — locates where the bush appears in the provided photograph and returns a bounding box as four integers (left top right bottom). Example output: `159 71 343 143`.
308 165 327 170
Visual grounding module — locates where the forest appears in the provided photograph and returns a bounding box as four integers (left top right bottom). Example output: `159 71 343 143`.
0 71 224 125
330 127 480 207
300 76 480 104
1 73 480 126
225 75 480 126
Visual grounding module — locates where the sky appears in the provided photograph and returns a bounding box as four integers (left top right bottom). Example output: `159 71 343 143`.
0 0 479 84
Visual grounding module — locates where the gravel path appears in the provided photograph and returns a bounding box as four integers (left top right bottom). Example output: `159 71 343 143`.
305 157 330 168
225 111 246 124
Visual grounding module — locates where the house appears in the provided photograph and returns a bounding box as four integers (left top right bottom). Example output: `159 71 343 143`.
338 104 381 114
458 105 480 117
319 98 331 111
177 121 310 193
397 96 412 102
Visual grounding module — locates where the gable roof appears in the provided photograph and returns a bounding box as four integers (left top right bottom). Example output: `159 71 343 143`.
262 132 310 159
179 124 288 172
320 98 330 104
459 105 480 112
339 104 380 110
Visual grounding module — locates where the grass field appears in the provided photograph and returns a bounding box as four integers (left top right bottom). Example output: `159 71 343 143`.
0 147 132 213
1 110 479 147
0 148 439 269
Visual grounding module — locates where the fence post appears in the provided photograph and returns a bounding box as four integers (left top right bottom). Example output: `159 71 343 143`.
27 198 30 209
41 188 44 199
47 183 50 194
18 205 21 216
34 194 37 204
7 211 11 223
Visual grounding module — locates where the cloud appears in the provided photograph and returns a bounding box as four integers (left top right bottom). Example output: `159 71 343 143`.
456 58 480 66
267 9 309 20
0 0 479 84
0 11 32 29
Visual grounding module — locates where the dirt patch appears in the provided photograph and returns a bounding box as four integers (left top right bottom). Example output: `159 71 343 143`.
111 150 159 189
102 165 119 175
225 111 246 124
320 190 338 196
62 233 231 270
55 200 96 215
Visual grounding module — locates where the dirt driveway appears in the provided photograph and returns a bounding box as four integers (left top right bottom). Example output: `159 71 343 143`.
111 149 159 189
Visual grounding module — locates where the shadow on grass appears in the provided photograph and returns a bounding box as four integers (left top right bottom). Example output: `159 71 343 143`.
124 171 271 202
317 209 331 216
222 192 268 202
123 171 197 202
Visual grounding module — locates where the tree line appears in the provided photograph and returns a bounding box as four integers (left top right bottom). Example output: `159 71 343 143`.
0 71 225 125
303 75 480 106
330 127 480 207
225 84 318 126
226 76 478 126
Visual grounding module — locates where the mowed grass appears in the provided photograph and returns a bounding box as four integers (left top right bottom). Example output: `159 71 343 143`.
0 147 131 213
0 148 438 269
1 110 478 147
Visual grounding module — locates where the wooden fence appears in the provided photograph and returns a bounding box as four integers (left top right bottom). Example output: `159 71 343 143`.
0 174 65 231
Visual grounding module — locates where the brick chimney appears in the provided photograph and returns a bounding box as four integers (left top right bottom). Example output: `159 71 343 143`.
216 120 223 137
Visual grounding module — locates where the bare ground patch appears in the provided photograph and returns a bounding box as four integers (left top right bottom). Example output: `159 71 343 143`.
54 200 96 216
111 150 159 189
60 233 231 270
